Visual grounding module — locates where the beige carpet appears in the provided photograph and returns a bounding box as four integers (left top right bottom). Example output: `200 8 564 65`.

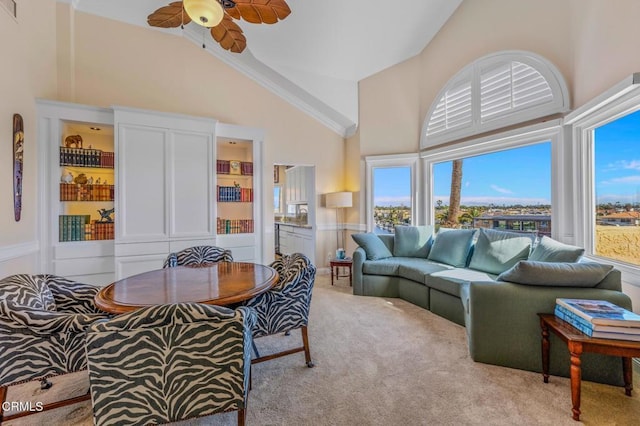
5 274 640 425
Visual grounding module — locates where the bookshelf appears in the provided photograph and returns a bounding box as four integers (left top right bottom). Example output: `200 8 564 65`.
58 124 115 242
216 140 254 235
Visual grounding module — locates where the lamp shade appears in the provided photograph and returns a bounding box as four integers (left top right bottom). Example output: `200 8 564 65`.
184 0 224 27
326 192 353 209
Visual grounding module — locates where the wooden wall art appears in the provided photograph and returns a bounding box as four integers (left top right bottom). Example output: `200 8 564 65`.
13 114 24 221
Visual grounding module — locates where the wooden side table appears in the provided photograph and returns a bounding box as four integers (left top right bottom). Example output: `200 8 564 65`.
330 257 352 286
538 313 640 421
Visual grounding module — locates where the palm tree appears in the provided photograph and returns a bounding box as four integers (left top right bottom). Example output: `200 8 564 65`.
445 159 463 227
459 206 483 225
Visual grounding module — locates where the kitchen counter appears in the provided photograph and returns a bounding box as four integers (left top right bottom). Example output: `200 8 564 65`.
276 222 312 229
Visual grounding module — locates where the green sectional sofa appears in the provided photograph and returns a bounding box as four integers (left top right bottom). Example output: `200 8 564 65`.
352 227 631 386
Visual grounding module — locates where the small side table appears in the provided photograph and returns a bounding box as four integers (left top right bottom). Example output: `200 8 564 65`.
330 257 352 286
538 313 640 421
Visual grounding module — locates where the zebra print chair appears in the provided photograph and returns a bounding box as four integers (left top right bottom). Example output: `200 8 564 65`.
0 274 110 423
163 245 233 268
243 253 317 367
85 303 256 426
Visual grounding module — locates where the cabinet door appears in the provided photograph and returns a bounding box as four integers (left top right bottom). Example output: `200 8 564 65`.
117 124 168 241
170 131 212 238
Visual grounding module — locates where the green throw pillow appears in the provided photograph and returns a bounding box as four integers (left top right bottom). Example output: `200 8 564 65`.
352 233 393 260
529 236 584 262
393 225 434 258
497 260 613 287
468 228 534 275
427 228 476 268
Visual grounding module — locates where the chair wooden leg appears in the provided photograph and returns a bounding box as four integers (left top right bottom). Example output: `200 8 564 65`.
301 325 314 368
0 385 7 423
238 407 246 426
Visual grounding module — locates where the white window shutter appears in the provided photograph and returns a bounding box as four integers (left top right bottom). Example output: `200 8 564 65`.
421 51 569 149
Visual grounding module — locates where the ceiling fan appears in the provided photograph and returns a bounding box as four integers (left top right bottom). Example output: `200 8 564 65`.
147 0 291 54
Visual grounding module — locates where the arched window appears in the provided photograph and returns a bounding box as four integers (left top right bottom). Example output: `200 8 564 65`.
421 51 569 148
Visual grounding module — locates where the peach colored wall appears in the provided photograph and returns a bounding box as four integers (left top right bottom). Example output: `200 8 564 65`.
571 0 640 107
58 9 345 267
0 0 57 275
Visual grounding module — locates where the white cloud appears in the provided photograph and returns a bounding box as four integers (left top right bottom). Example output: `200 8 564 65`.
600 175 640 185
604 160 640 172
596 193 639 204
490 184 513 194
434 195 550 206
373 195 410 207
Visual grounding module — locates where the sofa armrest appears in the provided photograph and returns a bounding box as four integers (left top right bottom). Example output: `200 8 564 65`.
462 280 632 385
352 247 366 295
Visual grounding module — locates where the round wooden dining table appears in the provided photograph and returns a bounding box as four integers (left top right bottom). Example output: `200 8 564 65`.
95 262 279 314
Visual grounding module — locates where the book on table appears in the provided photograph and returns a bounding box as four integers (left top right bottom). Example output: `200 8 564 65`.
554 305 640 341
556 298 640 327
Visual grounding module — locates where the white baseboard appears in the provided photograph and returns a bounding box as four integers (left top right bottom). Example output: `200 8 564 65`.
0 241 39 262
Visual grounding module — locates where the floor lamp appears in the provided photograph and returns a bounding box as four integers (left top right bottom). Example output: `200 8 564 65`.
326 192 353 257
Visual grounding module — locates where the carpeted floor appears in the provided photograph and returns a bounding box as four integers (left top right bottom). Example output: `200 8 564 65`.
5 273 640 425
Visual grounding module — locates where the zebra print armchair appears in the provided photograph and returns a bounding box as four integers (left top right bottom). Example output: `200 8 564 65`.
0 274 110 422
163 245 233 268
85 303 256 426
243 253 317 367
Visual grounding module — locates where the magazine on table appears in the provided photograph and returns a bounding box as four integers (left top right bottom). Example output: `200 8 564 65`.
555 306 640 341
556 298 640 327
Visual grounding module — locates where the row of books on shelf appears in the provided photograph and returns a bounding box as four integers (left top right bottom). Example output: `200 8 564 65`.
216 160 253 175
60 183 114 201
217 186 253 202
59 147 114 168
555 298 640 341
59 215 114 241
216 218 254 234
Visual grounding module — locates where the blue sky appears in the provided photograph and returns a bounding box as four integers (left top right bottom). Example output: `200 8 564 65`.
374 111 640 208
595 109 640 205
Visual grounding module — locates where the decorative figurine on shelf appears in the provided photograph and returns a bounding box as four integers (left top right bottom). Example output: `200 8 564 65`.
103 179 108 185
97 208 114 223
61 171 74 183
74 173 88 185
234 181 240 188
87 176 94 185
64 134 83 149
95 177 101 184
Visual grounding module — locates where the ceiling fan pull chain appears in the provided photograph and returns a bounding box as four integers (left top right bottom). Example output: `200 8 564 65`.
202 27 206 49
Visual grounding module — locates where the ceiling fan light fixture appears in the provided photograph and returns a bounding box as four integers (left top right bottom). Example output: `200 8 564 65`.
183 0 224 28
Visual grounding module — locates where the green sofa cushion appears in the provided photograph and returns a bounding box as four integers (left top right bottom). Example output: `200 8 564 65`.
397 258 453 283
529 236 584 262
393 225 434 258
362 258 403 276
352 233 393 260
468 228 534 274
427 228 476 267
497 261 613 287
427 268 498 297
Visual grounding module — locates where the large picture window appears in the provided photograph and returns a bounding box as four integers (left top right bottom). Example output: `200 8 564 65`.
566 73 640 277
593 110 640 266
432 142 552 235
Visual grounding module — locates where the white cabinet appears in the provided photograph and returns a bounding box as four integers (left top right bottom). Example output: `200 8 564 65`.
285 166 311 204
278 225 314 261
113 107 216 278
37 100 117 286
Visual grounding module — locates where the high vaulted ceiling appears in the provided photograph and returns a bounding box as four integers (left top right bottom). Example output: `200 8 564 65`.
61 0 463 136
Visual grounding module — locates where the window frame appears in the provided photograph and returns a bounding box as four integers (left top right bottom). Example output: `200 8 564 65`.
421 50 569 149
566 73 640 279
420 120 563 236
364 153 420 232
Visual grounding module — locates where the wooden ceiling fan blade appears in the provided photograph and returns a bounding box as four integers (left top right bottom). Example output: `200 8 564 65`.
211 15 247 53
227 0 291 24
147 1 191 28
